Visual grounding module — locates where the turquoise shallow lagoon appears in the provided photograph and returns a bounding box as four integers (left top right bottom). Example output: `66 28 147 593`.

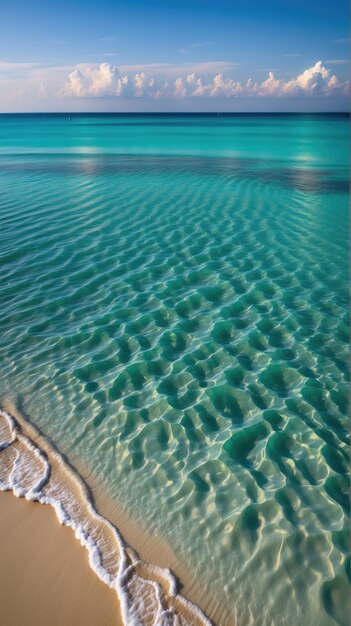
0 113 349 625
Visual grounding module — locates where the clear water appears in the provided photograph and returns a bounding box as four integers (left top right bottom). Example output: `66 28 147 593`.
0 113 349 626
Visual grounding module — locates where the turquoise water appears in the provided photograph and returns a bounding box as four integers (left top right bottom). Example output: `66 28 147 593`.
0 114 349 625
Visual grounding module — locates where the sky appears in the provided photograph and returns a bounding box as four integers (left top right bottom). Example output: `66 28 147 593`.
0 0 349 112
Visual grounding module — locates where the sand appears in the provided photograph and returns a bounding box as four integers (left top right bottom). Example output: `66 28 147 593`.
0 491 122 626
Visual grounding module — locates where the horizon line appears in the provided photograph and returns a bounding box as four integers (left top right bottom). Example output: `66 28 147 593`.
0 111 350 115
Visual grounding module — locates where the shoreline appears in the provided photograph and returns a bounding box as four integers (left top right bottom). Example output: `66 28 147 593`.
0 403 213 626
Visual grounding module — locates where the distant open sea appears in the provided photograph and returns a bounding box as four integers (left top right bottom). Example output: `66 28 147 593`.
0 113 349 625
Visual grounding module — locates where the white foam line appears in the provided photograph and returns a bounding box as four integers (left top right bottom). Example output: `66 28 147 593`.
0 408 212 626
0 410 16 450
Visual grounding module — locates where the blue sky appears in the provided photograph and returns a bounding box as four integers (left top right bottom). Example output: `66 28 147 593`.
0 0 349 111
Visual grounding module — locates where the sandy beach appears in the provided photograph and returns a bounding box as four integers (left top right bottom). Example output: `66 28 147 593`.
0 491 122 626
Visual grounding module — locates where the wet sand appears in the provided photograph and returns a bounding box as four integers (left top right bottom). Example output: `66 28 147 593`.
0 491 122 626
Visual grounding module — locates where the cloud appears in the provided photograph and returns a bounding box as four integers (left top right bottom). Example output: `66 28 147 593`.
246 61 349 97
0 58 348 111
179 41 213 54
101 36 118 43
279 61 346 96
63 63 159 98
62 60 349 100
190 41 213 49
63 63 122 97
175 73 243 98
331 38 350 44
0 60 38 70
119 61 236 75
324 59 350 65
91 53 119 58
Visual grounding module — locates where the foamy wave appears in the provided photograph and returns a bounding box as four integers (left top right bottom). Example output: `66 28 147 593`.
0 408 211 626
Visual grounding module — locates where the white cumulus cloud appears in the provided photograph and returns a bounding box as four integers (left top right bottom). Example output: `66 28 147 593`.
62 60 348 100
282 61 334 95
0 58 348 111
63 63 123 97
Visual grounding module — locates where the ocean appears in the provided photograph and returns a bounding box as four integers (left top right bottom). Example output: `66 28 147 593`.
0 113 349 625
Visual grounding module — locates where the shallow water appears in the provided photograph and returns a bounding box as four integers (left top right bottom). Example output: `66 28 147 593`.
0 113 349 626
